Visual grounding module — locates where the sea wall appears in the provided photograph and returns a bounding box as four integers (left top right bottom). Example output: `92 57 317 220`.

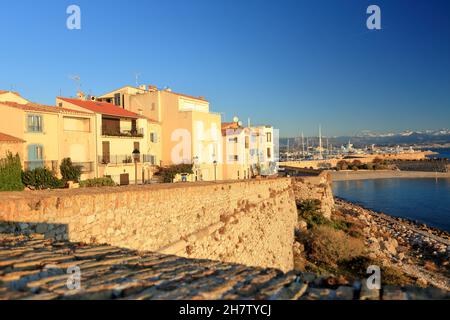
0 178 297 272
291 172 335 219
394 159 450 172
282 151 433 170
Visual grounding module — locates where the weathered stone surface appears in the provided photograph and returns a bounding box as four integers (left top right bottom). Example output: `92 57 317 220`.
0 179 298 272
1 234 443 300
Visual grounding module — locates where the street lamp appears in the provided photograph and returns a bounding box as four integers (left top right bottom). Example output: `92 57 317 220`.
132 149 140 185
193 156 199 181
213 160 218 181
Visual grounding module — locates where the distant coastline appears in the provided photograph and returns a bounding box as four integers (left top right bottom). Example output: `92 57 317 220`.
331 170 450 181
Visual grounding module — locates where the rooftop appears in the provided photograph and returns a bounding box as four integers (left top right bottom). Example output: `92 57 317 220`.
0 101 91 116
57 97 142 119
0 132 25 143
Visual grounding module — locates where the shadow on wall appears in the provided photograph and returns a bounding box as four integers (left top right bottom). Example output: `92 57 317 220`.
0 221 69 241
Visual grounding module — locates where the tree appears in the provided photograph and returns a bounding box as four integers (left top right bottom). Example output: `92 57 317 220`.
60 158 82 182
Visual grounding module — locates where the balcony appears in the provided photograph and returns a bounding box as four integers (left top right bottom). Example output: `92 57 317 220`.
98 154 156 165
73 161 94 173
24 160 58 172
101 128 144 138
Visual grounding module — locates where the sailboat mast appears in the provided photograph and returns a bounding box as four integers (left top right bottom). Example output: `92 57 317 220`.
319 125 323 159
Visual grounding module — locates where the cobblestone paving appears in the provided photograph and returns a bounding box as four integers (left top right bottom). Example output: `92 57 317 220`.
0 234 448 300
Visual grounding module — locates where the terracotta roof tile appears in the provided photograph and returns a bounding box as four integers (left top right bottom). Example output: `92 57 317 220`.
58 97 142 118
0 101 92 115
0 132 25 143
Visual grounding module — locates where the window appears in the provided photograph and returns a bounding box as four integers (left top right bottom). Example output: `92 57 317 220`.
245 136 249 149
27 114 43 132
150 132 157 143
267 132 272 143
228 137 238 143
114 93 121 106
228 155 239 162
27 144 44 170
63 117 90 132
267 148 272 158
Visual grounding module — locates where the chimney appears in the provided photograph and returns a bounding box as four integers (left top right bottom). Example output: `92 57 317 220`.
76 91 86 100
148 85 157 92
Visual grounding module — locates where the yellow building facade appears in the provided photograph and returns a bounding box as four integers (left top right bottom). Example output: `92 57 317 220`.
57 97 162 185
0 98 97 180
98 86 223 181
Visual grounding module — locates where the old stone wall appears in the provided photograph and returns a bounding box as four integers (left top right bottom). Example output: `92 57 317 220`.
0 178 297 272
291 172 335 219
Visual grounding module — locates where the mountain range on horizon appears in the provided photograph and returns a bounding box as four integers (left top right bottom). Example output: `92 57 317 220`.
281 129 450 148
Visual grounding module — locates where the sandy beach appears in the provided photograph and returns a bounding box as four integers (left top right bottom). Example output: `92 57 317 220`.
331 170 450 181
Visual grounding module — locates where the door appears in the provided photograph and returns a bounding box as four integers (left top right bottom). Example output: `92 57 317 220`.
102 141 110 164
27 144 44 170
120 173 129 186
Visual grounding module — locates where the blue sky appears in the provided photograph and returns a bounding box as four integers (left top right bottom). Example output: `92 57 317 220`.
0 0 449 137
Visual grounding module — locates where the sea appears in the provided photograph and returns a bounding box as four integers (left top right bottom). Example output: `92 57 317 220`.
424 147 450 159
333 148 450 232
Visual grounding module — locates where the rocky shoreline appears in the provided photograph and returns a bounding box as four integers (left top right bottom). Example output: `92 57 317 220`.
335 198 450 291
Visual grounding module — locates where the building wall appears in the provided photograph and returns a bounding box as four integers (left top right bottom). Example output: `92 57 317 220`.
0 178 298 272
291 171 335 219
0 92 29 104
58 114 96 179
0 142 23 159
0 105 25 141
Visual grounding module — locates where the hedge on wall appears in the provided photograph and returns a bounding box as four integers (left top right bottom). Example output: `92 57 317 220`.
0 152 24 191
22 167 65 190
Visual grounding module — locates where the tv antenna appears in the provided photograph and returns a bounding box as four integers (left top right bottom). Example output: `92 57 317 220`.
134 72 141 87
69 75 82 92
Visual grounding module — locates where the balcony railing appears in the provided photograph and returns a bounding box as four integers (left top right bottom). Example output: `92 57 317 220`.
98 154 156 165
24 160 58 172
73 161 94 173
101 128 144 138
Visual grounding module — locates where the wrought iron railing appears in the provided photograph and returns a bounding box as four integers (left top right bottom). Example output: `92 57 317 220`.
101 128 144 138
98 154 156 165
24 160 58 172
73 161 94 173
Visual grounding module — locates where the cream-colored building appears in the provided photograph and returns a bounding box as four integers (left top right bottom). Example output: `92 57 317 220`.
98 85 222 181
57 97 161 185
0 96 97 180
221 122 277 180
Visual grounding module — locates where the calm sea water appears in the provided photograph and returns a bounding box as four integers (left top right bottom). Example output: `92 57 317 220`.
333 178 450 232
425 147 450 159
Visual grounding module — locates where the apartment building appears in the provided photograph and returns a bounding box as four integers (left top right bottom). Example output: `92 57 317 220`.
248 125 277 176
98 85 222 181
0 95 96 180
57 97 161 185
221 122 278 179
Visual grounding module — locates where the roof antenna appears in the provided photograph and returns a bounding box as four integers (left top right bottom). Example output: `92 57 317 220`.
69 74 82 95
134 72 141 87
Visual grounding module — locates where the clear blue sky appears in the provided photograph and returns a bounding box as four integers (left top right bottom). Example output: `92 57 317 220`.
1 0 449 137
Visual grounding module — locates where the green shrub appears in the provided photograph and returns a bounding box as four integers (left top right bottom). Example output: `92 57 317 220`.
297 199 329 228
60 158 82 182
156 163 194 183
336 160 349 170
79 177 116 188
0 152 24 191
22 167 64 190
